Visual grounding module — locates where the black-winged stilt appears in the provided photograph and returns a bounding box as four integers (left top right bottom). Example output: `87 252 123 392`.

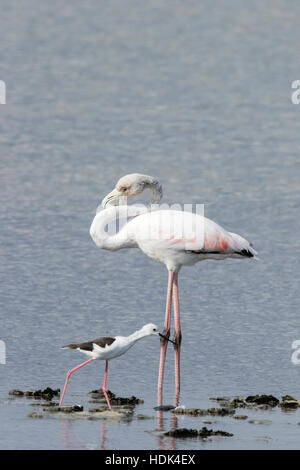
59 323 174 409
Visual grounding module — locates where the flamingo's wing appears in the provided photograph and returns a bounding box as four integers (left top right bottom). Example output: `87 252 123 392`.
150 211 256 257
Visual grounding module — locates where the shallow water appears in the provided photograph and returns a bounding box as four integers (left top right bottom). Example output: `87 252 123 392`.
1 0 300 450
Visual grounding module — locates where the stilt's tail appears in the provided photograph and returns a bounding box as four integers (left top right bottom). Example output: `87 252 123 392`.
61 343 79 350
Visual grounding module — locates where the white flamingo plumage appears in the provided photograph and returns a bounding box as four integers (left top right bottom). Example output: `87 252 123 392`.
90 173 257 406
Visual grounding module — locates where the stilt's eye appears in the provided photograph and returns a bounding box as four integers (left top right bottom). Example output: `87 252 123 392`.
153 328 156 331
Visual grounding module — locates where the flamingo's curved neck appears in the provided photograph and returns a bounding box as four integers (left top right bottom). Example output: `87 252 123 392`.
90 205 147 251
147 179 163 206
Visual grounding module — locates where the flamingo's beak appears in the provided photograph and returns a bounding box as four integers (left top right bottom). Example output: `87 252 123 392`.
159 333 176 345
101 188 124 208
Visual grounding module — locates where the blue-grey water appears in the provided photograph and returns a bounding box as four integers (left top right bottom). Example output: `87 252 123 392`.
1 0 300 450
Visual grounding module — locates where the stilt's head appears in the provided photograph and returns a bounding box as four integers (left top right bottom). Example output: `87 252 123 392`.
140 323 160 337
140 323 175 344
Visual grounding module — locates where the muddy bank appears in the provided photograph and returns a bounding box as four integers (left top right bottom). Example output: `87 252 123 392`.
28 403 135 420
9 387 143 408
9 386 142 421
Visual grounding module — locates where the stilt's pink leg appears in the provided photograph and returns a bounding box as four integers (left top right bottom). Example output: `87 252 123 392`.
157 270 174 406
172 272 181 407
102 360 112 410
59 358 94 406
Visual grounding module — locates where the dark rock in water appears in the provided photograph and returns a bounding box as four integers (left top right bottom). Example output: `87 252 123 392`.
277 395 300 410
279 400 299 409
207 407 235 416
135 414 152 420
165 427 233 438
9 387 60 400
89 389 115 398
88 407 109 413
198 427 233 438
230 398 246 408
233 415 248 420
172 408 207 416
218 401 232 408
165 428 198 438
30 401 59 407
36 388 60 400
245 395 279 407
110 395 142 405
172 407 234 417
88 405 134 413
256 404 272 410
210 394 300 411
213 398 247 409
9 390 24 396
89 389 143 405
27 412 44 418
209 397 231 402
46 405 83 413
154 405 175 411
248 419 272 425
282 395 297 402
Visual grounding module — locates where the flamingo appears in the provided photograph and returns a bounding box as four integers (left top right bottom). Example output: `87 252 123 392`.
90 173 257 406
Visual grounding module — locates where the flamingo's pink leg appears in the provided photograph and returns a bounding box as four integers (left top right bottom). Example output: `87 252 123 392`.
172 272 182 346
162 270 174 338
157 270 174 406
173 346 180 407
172 272 181 407
102 360 112 410
59 358 94 406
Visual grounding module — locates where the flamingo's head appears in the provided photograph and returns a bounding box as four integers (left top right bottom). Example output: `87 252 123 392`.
101 174 162 208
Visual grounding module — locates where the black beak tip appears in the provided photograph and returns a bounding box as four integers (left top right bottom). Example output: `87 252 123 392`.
159 333 176 345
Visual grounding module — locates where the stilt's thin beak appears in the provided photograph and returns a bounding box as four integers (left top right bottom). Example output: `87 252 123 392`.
159 333 176 345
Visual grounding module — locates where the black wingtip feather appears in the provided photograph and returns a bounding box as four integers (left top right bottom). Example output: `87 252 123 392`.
238 249 254 257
